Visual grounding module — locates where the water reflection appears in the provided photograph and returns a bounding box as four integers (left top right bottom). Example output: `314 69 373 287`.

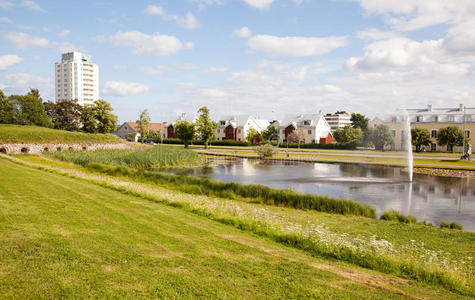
173 158 475 231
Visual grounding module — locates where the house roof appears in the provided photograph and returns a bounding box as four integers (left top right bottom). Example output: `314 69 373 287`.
280 114 323 128
123 122 166 132
168 113 196 125
217 115 270 131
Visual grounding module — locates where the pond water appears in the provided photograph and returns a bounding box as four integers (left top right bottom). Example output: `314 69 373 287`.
173 158 475 231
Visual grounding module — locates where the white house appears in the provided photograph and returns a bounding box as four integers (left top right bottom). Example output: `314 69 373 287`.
115 122 167 142
166 113 197 138
277 114 333 144
215 115 270 143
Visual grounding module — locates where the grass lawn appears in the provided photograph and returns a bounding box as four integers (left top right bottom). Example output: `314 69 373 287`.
0 159 463 299
3 154 474 297
0 124 122 144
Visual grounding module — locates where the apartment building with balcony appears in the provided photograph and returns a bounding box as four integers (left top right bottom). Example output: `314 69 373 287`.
374 104 474 152
324 111 352 131
55 52 99 106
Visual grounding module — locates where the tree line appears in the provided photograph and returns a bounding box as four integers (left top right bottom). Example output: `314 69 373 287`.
0 88 118 134
333 113 468 152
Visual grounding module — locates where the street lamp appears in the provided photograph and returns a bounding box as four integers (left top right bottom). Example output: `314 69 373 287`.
462 104 466 158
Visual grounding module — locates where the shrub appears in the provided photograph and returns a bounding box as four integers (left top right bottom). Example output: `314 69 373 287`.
449 222 463 230
440 221 450 229
256 144 278 158
380 210 417 224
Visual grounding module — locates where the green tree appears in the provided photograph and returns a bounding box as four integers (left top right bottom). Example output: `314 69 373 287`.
137 109 151 143
246 127 260 144
8 92 52 127
175 121 195 148
195 106 217 149
261 124 279 142
333 125 363 149
94 99 118 133
437 126 464 152
44 99 83 131
351 113 369 131
370 124 393 151
81 104 98 133
411 128 431 152
0 89 14 124
82 100 118 134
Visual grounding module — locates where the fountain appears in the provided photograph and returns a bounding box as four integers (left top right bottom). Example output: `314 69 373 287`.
402 111 414 182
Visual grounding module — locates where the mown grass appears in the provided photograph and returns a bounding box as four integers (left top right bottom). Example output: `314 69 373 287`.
48 145 203 169
2 159 429 299
6 154 475 297
0 124 122 144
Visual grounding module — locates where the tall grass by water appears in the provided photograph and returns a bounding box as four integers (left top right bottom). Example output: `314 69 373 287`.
49 145 202 169
85 162 376 218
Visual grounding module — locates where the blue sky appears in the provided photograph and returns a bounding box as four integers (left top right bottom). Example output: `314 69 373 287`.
1 0 474 123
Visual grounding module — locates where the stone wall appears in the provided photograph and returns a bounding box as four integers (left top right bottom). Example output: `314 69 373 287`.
0 143 130 155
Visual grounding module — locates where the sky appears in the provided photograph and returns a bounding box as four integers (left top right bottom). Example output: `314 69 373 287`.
1 0 475 123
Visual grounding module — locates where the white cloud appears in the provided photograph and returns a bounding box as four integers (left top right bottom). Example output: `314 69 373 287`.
357 29 400 40
2 73 52 92
248 35 347 57
0 17 11 22
4 32 50 50
207 66 229 73
109 30 192 56
0 1 13 8
357 0 475 31
143 5 201 29
243 0 275 10
113 65 128 72
232 26 252 38
55 42 85 53
20 0 42 11
199 88 229 98
0 55 23 71
140 64 199 76
32 55 41 61
58 29 71 37
190 0 224 10
102 81 149 96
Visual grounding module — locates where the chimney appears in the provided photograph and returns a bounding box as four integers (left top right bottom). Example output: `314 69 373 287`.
427 104 432 112
459 104 464 112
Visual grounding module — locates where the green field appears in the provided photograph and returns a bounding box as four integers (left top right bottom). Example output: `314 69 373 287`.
2 158 468 298
48 146 203 169
3 154 474 298
0 124 122 144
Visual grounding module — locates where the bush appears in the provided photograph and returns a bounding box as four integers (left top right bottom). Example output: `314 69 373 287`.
256 144 278 158
440 221 450 229
380 210 417 224
449 222 463 230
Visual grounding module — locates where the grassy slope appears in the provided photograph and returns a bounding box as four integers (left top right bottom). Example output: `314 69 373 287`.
0 124 122 144
0 159 460 299
4 155 475 297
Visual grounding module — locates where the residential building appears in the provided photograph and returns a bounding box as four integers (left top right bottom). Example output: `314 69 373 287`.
166 113 197 138
115 122 167 142
378 104 475 152
324 111 352 131
215 115 270 143
277 114 333 144
55 52 99 106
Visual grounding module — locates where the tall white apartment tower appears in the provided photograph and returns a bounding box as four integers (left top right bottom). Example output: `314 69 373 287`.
55 52 99 105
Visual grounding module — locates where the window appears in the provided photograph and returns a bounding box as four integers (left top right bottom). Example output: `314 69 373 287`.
431 143 437 151
464 115 472 122
219 121 225 126
237 129 241 133
303 120 310 125
465 130 471 139
431 130 437 138
433 115 439 122
391 130 396 137
416 115 423 122
308 130 312 134
217 129 220 133
447 115 455 122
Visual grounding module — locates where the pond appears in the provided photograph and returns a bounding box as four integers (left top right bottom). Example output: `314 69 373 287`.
173 158 475 231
